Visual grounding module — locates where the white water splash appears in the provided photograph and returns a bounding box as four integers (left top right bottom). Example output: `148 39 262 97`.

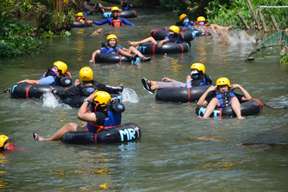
211 30 256 46
121 88 139 103
42 92 64 109
228 30 256 46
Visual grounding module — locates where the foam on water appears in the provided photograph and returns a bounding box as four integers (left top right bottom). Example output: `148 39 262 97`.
42 92 67 109
121 88 139 103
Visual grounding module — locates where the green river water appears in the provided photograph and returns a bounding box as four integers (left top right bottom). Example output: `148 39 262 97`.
0 9 288 192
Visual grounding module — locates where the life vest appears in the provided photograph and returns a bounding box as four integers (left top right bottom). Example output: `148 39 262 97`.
110 18 122 28
166 34 184 44
191 74 211 87
100 43 120 55
215 91 236 109
86 107 122 133
80 85 96 96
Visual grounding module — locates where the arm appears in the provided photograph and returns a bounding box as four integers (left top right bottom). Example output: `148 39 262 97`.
186 75 192 88
95 81 123 94
158 39 169 47
77 93 97 122
55 85 80 98
232 84 252 101
90 49 100 64
18 79 39 84
121 18 134 26
197 85 216 106
65 71 72 79
94 18 109 26
38 76 55 85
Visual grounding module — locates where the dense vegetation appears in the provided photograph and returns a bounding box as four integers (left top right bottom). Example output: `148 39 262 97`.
0 0 74 57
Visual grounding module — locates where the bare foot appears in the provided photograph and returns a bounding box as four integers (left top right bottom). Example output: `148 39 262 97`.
33 133 45 142
237 116 245 120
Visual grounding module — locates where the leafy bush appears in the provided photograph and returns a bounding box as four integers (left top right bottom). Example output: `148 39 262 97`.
0 20 41 57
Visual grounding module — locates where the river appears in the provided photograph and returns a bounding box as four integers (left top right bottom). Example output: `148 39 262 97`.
0 9 287 191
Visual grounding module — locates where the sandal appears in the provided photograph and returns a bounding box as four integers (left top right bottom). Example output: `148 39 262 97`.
141 77 154 94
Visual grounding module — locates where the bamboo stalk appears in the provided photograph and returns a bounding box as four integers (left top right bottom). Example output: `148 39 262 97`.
270 15 280 31
246 0 261 30
259 9 268 32
237 13 250 30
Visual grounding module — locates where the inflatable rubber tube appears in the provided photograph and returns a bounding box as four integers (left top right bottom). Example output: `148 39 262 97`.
61 123 141 144
150 28 199 42
71 21 92 28
138 42 190 55
9 83 66 99
94 53 131 63
155 86 210 102
195 98 264 118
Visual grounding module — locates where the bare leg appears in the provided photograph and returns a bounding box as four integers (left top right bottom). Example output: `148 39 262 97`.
203 98 218 119
128 37 157 47
33 122 78 142
231 97 244 119
128 46 150 60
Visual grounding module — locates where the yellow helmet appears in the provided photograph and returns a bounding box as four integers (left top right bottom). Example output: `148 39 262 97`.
179 13 187 21
106 34 118 41
169 25 180 34
190 63 206 73
75 12 84 17
197 16 206 22
53 60 68 74
216 77 231 87
111 6 121 12
93 91 112 106
0 135 9 148
79 66 94 82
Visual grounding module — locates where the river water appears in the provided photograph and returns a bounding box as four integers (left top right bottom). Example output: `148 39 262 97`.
0 9 288 192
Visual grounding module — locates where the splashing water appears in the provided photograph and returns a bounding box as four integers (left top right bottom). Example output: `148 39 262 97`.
211 29 256 46
121 88 139 103
42 92 65 109
228 30 256 46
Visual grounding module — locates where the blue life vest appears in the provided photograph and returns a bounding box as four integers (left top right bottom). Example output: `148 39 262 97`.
166 34 184 44
215 91 236 108
86 108 122 133
122 5 130 11
100 44 121 55
191 74 212 87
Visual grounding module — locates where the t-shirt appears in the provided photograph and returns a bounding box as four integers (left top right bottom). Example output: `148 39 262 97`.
38 76 55 85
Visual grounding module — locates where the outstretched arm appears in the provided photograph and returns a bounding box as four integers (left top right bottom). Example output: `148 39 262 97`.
94 19 109 26
121 18 134 26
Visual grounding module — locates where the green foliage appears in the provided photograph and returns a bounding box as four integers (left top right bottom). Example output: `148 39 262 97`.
206 0 288 28
280 53 288 65
0 20 41 57
0 0 75 58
